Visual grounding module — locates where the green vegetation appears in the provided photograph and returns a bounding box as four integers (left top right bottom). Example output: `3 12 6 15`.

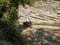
0 0 36 45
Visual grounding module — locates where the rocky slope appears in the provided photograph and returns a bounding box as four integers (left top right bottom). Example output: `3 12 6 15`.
18 1 60 25
17 0 60 45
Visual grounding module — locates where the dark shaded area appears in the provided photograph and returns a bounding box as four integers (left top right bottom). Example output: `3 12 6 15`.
17 21 32 32
23 21 32 27
22 28 60 45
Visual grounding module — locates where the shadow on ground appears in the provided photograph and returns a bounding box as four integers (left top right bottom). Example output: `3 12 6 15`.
22 28 60 45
